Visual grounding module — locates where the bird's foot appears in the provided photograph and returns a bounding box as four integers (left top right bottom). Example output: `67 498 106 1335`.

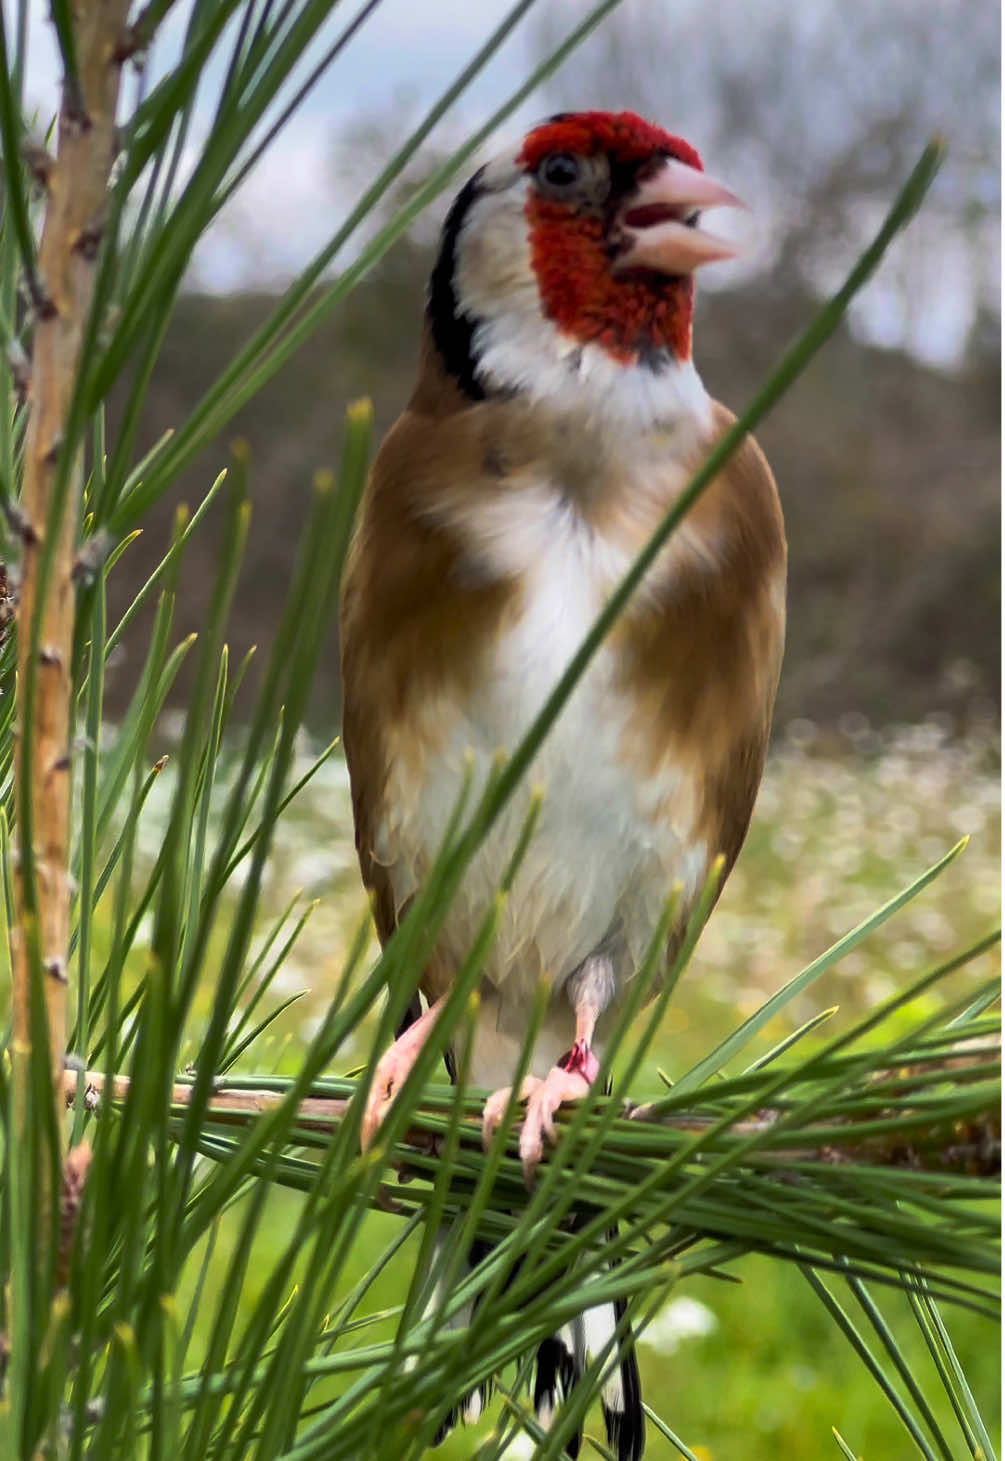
482 1041 600 1186
481 1075 542 1150
360 997 446 1150
360 1042 413 1150
518 1063 593 1185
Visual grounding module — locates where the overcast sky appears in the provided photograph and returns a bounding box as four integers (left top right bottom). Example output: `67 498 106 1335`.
20 0 999 368
23 0 563 284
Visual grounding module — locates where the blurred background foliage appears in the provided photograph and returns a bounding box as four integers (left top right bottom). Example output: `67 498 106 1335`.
80 0 1000 736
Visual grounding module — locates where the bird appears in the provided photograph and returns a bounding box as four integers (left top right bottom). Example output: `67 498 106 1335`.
339 109 786 1460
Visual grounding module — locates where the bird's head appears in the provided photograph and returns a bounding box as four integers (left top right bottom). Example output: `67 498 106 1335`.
428 110 743 424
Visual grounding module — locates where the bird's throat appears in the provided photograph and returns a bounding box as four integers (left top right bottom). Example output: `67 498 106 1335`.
525 194 695 366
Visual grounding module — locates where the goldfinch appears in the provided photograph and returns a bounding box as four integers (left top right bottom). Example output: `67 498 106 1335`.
340 109 786 1459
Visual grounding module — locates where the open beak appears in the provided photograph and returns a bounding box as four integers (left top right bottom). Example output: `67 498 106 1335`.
613 157 745 276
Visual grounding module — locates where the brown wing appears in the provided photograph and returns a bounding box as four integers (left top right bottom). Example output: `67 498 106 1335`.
614 400 787 895
338 337 518 952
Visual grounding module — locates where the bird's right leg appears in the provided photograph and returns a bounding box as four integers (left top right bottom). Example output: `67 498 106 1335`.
482 954 615 1182
361 994 447 1149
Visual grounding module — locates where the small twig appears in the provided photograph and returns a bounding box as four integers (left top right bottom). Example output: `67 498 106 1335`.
112 0 161 64
2 498 38 545
21 138 56 189
65 1069 353 1131
7 338 31 403
56 1141 91 1287
71 529 113 583
24 271 57 322
0 564 13 651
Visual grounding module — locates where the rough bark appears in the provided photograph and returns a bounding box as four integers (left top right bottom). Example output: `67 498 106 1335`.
12 1 131 1146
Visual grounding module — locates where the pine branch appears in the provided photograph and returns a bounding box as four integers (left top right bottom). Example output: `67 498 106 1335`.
6 8 132 1449
62 1055 1001 1179
12 0 131 1143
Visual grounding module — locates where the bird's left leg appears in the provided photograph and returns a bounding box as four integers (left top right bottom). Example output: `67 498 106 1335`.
483 955 615 1184
361 995 447 1150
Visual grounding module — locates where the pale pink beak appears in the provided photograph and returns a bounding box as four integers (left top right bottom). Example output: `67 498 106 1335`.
613 157 745 276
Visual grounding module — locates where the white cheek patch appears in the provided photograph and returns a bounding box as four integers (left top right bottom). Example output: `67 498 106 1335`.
453 180 540 324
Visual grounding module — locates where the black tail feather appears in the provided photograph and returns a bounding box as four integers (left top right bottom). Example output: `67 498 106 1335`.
600 1295 645 1461
431 1383 490 1447
426 1235 645 1459
534 1327 581 1456
528 1288 644 1461
426 1216 644 1459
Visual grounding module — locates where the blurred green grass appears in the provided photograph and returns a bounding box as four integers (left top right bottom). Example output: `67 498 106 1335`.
86 716 1003 1458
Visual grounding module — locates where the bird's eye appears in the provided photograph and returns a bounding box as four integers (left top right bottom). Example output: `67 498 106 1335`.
538 152 581 189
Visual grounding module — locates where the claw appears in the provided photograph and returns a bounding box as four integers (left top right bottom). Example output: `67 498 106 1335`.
517 1064 592 1185
481 1076 542 1150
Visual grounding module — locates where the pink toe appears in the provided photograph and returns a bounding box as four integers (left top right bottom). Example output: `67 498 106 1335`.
483 1077 542 1151
482 1088 511 1149
360 1049 409 1149
360 1097 385 1151
520 1120 544 1181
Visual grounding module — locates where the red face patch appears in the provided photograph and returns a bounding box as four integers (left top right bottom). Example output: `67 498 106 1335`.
519 112 700 363
524 196 694 363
